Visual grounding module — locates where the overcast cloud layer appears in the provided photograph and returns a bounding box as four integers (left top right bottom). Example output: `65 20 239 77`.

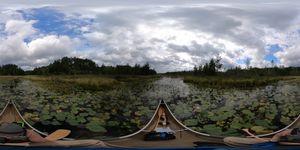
0 0 300 72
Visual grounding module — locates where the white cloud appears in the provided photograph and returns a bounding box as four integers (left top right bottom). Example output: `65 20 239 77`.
1 1 300 72
0 18 80 69
5 20 36 37
275 45 300 67
28 35 80 59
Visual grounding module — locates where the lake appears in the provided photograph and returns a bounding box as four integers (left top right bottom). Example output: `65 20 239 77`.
0 76 299 139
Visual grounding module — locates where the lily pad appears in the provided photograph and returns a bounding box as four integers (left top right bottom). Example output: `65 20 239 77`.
201 124 223 135
251 126 273 134
86 121 107 133
184 119 198 126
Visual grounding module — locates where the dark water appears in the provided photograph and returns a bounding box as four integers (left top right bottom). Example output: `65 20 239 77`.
0 77 299 138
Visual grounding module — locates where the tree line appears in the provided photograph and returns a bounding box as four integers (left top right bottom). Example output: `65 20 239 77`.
0 57 157 75
0 64 25 75
193 57 222 76
1 56 300 76
166 57 300 77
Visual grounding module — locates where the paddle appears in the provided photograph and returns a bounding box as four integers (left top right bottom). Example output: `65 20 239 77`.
45 129 71 141
241 128 279 147
242 128 269 142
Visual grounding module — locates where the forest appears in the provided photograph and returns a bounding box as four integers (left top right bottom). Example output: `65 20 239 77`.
0 57 156 76
1 56 300 77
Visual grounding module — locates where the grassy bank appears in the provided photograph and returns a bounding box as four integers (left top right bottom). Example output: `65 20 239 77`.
25 75 120 92
183 76 299 89
1 75 298 91
0 75 159 93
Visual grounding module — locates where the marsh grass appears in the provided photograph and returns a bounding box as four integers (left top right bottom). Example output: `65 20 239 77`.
21 75 119 93
113 75 160 82
0 76 22 81
184 76 298 89
2 75 159 93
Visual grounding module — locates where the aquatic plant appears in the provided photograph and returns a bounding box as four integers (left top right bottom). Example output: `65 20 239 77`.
0 76 299 138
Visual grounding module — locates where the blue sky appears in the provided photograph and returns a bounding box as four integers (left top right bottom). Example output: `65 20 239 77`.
0 1 299 72
20 8 93 38
264 44 283 64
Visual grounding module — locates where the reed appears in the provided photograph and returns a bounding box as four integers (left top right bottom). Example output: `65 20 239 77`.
183 76 297 89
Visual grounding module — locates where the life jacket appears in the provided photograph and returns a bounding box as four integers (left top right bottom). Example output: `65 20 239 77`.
144 131 176 141
0 122 28 143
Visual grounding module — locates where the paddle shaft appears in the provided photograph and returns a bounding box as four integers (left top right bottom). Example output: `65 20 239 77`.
242 129 269 142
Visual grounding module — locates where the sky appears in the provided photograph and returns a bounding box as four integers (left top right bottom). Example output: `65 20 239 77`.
0 0 300 72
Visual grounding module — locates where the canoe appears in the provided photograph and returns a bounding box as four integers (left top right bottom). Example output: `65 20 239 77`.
0 100 107 147
223 114 300 147
104 100 224 148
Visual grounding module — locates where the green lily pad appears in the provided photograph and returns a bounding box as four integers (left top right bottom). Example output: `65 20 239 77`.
184 119 198 126
201 124 223 135
255 120 270 127
86 121 107 133
251 126 273 134
40 114 52 121
107 121 120 127
55 113 66 121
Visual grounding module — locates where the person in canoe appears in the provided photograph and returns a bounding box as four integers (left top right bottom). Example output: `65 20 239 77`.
144 108 176 141
154 111 175 134
224 128 300 147
269 128 298 142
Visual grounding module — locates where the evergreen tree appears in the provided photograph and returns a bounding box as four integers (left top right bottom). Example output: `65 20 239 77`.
0 64 25 75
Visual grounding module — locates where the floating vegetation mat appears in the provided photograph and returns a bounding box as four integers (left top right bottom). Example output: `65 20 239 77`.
0 76 299 138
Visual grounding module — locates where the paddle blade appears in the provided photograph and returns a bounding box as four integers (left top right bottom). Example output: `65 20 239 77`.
45 129 71 141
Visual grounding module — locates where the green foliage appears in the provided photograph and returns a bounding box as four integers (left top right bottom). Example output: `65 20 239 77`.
209 107 235 121
37 57 98 75
254 120 270 127
86 117 107 132
184 119 198 126
31 57 156 75
55 112 66 121
194 57 222 76
200 124 223 135
230 120 243 129
0 64 25 75
184 76 289 89
99 63 156 75
1 75 299 138
250 126 273 134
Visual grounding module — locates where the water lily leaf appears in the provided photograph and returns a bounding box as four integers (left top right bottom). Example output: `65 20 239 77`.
40 114 52 121
24 112 39 122
107 121 120 127
280 116 292 125
242 109 253 116
251 126 272 134
55 112 67 121
134 111 142 116
255 120 270 127
51 120 61 126
201 124 223 135
230 121 243 129
79 112 89 117
123 111 131 117
222 128 239 136
66 115 79 126
184 119 198 126
86 121 107 133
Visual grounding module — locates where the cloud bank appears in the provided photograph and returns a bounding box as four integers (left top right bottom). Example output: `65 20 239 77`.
0 0 299 72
